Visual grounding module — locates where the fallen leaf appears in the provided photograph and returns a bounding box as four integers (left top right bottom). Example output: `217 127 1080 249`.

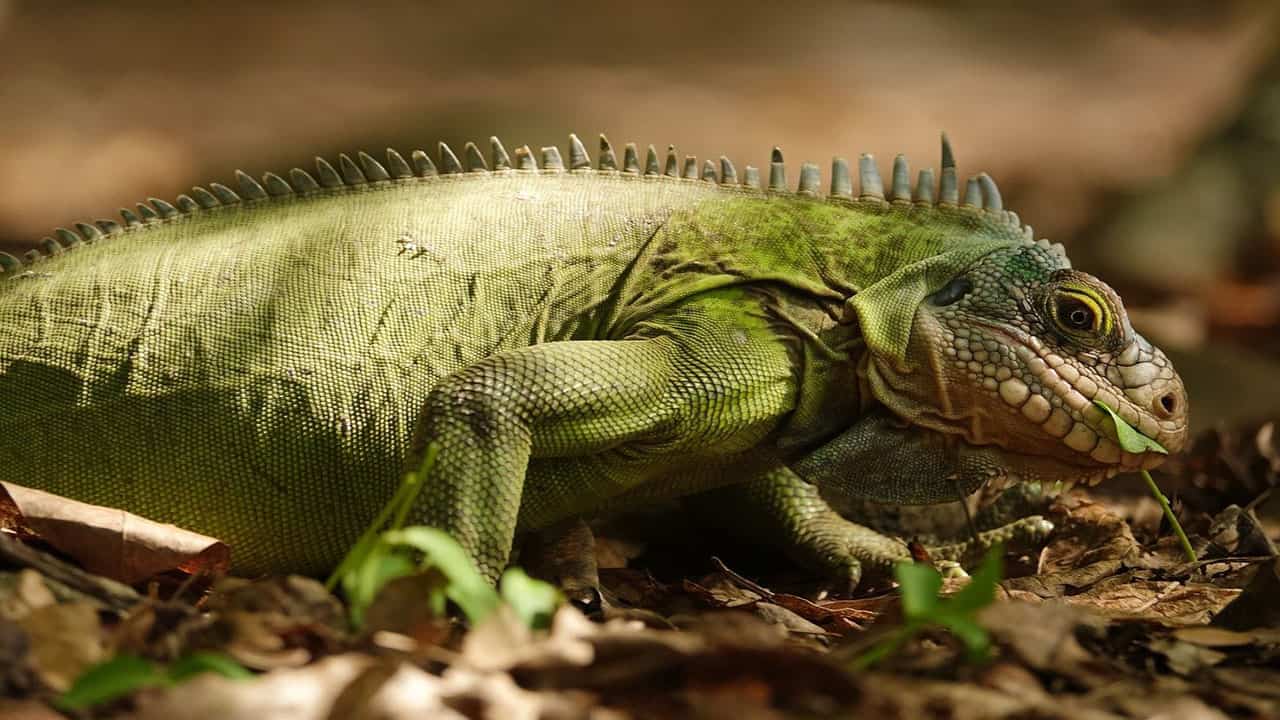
682 571 764 609
459 605 596 674
750 603 827 643
1146 636 1228 675
0 482 228 584
976 661 1051 705
848 672 1122 720
1039 499 1140 574
977 601 1108 685
1171 626 1266 647
0 570 57 621
1063 574 1240 626
362 571 452 647
17 601 103 692
0 699 64 720
1212 557 1280 630
1114 693 1234 720
133 654 461 720
0 618 38 697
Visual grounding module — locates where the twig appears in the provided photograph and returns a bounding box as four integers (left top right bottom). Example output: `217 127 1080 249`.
0 531 139 612
709 556 775 598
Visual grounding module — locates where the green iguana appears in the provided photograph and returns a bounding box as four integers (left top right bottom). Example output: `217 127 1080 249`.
0 134 1188 587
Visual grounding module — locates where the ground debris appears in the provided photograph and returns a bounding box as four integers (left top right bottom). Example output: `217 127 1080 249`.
1 424 1278 717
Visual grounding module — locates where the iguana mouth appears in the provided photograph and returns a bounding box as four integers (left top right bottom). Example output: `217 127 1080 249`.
974 444 1119 499
966 320 1186 473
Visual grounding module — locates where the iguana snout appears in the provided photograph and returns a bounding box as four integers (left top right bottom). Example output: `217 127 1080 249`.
867 244 1188 487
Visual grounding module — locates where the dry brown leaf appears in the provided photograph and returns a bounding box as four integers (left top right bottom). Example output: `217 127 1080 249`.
1146 637 1228 676
771 594 873 635
138 649 592 719
133 655 462 720
362 571 452 647
0 617 38 698
1039 498 1140 574
0 482 228 584
750 602 829 641
682 572 764 609
1178 625 1280 648
0 699 65 720
1002 560 1125 600
975 661 1052 705
15 601 103 692
1062 575 1241 626
978 601 1108 685
852 673 1123 720
0 570 57 621
1212 557 1280 631
1114 692 1234 720
460 605 595 674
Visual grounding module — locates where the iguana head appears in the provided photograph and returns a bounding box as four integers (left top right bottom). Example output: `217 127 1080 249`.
821 137 1188 493
864 238 1188 492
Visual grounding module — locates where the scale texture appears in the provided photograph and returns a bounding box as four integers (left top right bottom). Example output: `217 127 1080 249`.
0 136 1189 584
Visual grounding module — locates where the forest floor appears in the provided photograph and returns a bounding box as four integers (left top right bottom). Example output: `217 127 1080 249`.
0 419 1277 719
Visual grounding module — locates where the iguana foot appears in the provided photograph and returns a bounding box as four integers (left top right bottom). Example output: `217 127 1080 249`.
920 515 1055 567
519 518 608 614
688 468 1056 593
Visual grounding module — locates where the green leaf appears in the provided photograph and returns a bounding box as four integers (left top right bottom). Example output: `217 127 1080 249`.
346 542 418 627
1092 400 1167 455
382 526 501 624
58 654 166 710
167 652 253 683
59 652 254 711
894 561 942 620
946 545 1003 615
937 615 991 662
327 466 427 593
499 568 561 629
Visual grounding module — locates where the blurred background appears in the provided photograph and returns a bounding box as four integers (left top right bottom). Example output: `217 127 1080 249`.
2 0 1279 429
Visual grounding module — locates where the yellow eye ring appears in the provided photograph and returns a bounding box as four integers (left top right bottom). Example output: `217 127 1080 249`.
1052 286 1112 336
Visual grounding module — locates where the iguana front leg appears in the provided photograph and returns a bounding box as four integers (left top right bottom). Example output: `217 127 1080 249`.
695 411 1054 589
403 290 797 581
720 470 1052 589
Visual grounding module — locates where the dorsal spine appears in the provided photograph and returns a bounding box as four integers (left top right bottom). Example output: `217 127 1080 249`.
1 133 1029 275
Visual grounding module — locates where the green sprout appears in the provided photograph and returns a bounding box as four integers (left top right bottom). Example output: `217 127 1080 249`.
1092 400 1195 562
58 652 251 711
328 445 561 629
853 545 1003 670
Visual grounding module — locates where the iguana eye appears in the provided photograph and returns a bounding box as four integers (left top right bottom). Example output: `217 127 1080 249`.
928 277 972 306
1058 297 1095 330
1051 288 1109 336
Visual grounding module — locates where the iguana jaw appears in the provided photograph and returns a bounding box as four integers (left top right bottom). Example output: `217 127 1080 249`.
867 307 1188 482
978 318 1186 468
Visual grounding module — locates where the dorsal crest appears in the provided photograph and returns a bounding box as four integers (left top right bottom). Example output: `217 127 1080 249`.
2 132 1060 276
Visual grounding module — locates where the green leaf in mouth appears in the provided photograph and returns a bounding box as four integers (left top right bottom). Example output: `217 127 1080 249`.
1092 400 1168 455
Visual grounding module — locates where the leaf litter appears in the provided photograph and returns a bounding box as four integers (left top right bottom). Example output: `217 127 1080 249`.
0 420 1277 718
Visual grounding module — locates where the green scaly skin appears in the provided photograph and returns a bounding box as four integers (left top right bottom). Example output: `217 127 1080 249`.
0 135 1189 585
